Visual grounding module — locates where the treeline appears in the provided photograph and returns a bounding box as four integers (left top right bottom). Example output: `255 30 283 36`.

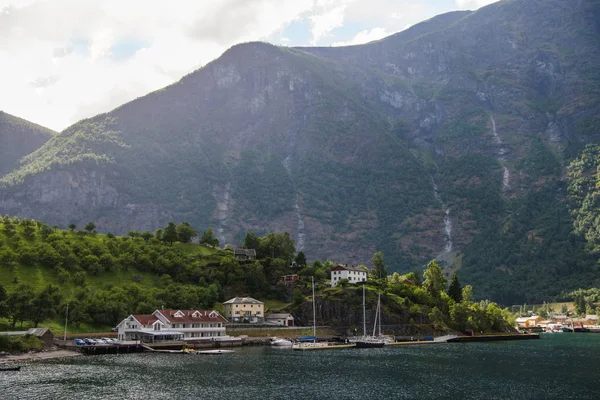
0 216 303 329
383 260 514 332
0 215 515 333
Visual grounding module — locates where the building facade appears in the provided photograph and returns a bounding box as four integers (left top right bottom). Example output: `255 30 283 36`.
330 264 368 287
265 313 295 327
116 309 228 342
222 297 264 323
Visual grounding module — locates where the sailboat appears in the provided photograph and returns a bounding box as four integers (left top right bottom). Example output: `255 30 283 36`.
293 277 330 350
355 288 385 348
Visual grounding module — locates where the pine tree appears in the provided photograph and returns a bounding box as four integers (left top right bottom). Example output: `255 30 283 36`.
447 273 462 303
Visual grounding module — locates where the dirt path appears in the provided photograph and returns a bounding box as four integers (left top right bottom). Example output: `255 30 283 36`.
1 349 82 364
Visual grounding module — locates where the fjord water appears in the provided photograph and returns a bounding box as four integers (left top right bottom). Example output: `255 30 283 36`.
3 334 600 400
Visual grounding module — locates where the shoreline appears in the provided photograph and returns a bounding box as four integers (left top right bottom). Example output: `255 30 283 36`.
1 349 82 364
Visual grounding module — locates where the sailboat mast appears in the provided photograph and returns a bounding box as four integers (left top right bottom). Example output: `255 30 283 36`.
378 293 382 337
363 285 367 337
372 296 379 337
312 276 316 340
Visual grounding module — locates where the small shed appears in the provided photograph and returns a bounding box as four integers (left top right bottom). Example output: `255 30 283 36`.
234 248 257 261
265 313 295 327
26 328 55 347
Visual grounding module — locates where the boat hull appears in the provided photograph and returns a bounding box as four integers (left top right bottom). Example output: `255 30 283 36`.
355 341 385 348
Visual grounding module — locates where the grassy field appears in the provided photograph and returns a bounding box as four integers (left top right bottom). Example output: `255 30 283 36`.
263 299 291 313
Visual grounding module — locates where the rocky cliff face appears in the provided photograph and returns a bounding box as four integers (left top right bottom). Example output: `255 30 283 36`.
1 0 599 303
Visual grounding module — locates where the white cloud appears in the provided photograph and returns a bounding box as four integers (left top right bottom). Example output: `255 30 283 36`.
0 0 489 131
332 27 391 46
455 0 497 10
0 0 314 131
310 4 348 44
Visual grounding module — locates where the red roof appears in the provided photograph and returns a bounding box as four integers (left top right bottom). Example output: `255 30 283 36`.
157 309 227 323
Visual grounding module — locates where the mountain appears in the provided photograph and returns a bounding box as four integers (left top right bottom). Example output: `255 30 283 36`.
1 0 600 303
0 111 55 176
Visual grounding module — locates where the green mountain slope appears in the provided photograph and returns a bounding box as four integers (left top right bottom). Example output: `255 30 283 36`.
0 0 599 303
0 111 55 176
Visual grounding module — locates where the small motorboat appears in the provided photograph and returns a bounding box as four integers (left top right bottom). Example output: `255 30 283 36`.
0 366 21 371
270 338 293 347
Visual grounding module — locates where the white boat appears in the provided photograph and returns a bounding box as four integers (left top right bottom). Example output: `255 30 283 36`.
293 277 331 350
355 288 386 348
270 338 293 347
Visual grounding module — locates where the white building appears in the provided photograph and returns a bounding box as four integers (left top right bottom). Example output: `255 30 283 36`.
116 309 228 343
265 313 295 327
330 264 368 287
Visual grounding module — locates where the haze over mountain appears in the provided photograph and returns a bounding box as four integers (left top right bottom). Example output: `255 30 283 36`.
1 0 599 303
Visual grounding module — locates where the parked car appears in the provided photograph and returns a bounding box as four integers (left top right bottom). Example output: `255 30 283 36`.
111 328 118 332
84 338 95 345
74 339 85 345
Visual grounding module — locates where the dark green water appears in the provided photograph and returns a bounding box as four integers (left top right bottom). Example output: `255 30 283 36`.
2 334 600 399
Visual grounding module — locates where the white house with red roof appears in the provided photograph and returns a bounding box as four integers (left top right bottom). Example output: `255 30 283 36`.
330 264 368 287
116 309 228 343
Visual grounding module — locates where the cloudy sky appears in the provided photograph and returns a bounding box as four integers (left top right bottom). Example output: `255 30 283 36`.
1 0 496 131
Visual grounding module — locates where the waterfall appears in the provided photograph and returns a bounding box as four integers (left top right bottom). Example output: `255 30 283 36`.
490 114 510 192
503 167 510 191
431 177 453 253
283 156 306 250
216 181 232 245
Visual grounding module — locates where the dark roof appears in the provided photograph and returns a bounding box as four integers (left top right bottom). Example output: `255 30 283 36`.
331 264 368 273
234 248 256 256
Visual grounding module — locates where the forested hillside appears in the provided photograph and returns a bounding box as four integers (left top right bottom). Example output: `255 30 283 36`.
0 0 599 303
0 111 55 176
0 216 514 334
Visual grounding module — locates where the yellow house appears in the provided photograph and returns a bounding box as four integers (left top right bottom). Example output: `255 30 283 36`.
515 316 543 328
222 297 264 323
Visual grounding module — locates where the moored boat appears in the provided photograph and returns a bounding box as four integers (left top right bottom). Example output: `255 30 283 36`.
271 338 293 347
0 366 21 371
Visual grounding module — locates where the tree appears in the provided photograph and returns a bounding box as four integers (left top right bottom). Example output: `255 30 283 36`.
243 231 261 251
140 231 154 241
447 273 462 303
31 284 63 327
84 222 96 233
371 251 388 279
462 285 474 304
423 260 447 300
0 283 8 319
428 306 449 331
68 223 76 232
294 251 307 267
162 222 178 244
199 227 219 247
177 222 198 244
7 284 35 327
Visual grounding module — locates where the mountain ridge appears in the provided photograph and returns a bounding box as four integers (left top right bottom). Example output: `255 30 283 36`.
1 0 599 303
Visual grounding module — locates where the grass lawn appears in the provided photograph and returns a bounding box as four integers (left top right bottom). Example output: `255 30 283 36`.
262 299 291 313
